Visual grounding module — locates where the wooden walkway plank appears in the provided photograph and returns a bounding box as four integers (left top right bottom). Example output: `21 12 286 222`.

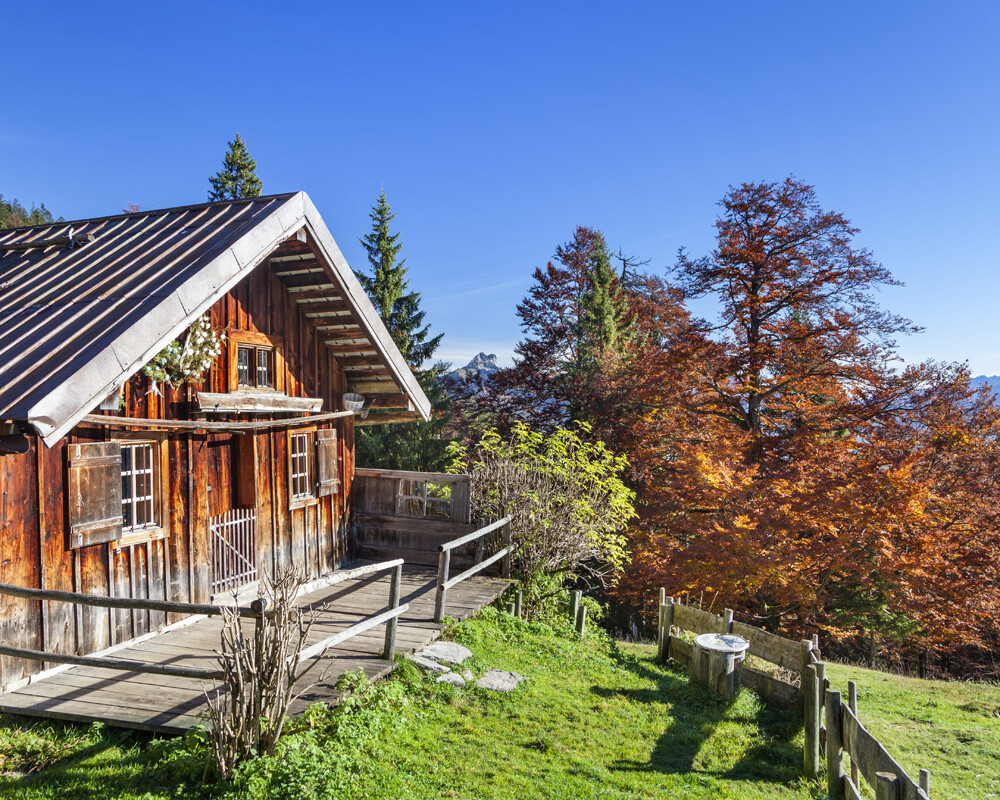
0 563 510 734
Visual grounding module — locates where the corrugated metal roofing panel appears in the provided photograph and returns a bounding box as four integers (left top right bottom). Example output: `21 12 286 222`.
0 191 431 444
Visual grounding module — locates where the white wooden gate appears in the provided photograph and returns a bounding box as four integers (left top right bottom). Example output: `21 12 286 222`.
210 507 258 595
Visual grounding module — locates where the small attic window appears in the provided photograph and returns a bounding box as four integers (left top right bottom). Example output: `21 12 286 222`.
237 344 274 389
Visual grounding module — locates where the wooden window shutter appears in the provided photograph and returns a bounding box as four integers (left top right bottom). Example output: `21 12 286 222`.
316 428 339 498
67 441 123 548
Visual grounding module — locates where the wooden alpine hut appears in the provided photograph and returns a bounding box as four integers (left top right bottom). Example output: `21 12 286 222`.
0 191 445 693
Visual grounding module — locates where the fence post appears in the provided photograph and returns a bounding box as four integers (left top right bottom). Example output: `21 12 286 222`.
434 547 451 623
383 563 402 660
514 590 523 619
848 680 859 789
876 772 899 800
803 661 820 779
826 688 844 800
659 587 666 606
569 589 581 624
500 520 512 579
722 608 734 634
659 598 674 663
919 769 930 799
575 604 587 636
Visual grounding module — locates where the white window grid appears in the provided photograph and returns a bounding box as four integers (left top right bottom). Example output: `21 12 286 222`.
290 433 313 498
121 442 156 531
396 479 452 518
237 346 251 386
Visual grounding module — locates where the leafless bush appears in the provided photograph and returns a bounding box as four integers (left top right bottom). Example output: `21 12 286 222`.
204 568 323 779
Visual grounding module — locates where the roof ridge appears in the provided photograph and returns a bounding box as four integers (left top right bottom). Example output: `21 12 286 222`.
0 192 300 235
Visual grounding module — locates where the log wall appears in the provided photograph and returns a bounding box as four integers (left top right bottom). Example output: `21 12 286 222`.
0 247 356 689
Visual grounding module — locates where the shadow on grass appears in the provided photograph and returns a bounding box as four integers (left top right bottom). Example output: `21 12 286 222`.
0 715 212 800
594 650 803 785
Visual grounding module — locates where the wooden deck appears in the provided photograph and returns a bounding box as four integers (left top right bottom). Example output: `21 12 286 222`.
0 564 509 734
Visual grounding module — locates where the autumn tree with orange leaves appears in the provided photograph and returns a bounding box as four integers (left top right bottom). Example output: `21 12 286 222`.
479 179 1000 674
614 178 1000 671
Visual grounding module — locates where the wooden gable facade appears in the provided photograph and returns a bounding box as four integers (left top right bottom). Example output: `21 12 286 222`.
0 194 431 690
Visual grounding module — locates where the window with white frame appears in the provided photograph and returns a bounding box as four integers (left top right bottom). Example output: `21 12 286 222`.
289 432 315 500
396 479 452 519
121 442 156 531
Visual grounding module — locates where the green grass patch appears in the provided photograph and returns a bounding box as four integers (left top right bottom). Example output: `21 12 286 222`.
0 607 816 799
826 662 1000 800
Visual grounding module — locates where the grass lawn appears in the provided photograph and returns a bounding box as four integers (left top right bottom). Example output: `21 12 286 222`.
825 662 1000 800
0 607 817 800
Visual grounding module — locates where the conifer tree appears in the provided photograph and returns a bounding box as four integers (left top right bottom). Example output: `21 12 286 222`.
578 230 634 362
357 191 442 366
207 134 263 201
355 191 449 471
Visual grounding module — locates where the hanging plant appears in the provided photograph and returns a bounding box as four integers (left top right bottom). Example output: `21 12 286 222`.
142 314 225 393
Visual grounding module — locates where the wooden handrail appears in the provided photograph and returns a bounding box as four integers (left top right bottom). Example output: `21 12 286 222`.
0 581 260 619
355 467 470 483
297 603 409 663
439 516 511 552
0 644 225 681
442 548 509 591
435 517 512 622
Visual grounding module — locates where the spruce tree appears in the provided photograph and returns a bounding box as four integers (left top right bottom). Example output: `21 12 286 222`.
578 230 634 359
357 191 442 366
207 134 263 201
355 191 449 471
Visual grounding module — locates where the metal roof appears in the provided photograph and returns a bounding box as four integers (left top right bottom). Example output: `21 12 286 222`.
0 191 430 445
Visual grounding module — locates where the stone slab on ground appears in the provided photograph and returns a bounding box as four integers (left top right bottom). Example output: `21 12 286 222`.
409 654 451 674
476 670 527 692
436 672 466 687
420 641 473 665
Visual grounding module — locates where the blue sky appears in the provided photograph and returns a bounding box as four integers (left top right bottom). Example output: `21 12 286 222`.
3 2 999 373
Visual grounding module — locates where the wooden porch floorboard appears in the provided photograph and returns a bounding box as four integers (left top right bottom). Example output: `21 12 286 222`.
0 563 510 735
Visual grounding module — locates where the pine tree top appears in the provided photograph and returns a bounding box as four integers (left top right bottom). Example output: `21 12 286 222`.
356 191 442 368
208 133 263 201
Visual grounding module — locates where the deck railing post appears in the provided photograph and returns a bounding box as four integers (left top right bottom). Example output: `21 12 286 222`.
501 520 512 579
383 563 402 660
250 596 267 753
434 547 451 623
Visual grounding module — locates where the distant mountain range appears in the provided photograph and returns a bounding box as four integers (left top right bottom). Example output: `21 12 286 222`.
971 375 1000 396
446 352 501 382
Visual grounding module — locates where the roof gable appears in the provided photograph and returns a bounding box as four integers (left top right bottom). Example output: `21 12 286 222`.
0 192 430 445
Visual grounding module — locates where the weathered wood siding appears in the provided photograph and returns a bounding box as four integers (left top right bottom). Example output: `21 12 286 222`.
0 242 356 688
353 470 479 568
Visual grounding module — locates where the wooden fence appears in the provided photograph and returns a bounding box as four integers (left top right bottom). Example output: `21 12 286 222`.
0 559 410 685
654 592 933 798
805 651 932 800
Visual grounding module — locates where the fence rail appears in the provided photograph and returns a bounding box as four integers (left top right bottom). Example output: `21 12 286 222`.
434 516 512 622
0 558 410 687
653 590 932 798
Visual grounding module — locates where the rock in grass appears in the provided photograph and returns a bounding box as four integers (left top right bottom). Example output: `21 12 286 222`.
409 654 451 674
475 670 526 692
461 670 474 681
436 671 466 687
420 641 473 665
